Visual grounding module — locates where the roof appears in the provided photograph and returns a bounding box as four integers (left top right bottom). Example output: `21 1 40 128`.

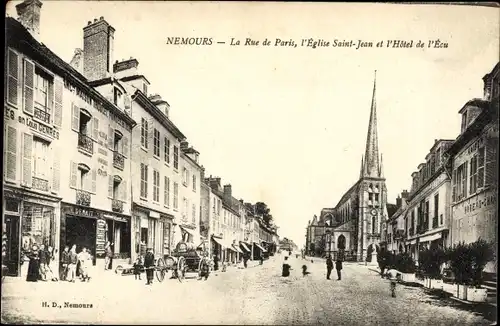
5 17 136 128
133 90 186 140
458 98 489 114
386 204 398 218
120 74 151 85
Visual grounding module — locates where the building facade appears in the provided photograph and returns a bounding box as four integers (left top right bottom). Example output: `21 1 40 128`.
404 140 454 262
447 63 499 274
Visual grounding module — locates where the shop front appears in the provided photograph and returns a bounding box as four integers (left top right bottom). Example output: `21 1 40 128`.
60 203 131 268
3 187 60 277
132 204 172 261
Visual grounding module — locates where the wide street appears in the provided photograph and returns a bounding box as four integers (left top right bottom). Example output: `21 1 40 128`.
1 254 494 325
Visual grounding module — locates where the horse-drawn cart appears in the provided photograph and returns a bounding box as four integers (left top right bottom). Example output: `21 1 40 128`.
158 240 211 282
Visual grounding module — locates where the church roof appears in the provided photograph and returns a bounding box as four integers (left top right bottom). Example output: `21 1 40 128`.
386 204 398 218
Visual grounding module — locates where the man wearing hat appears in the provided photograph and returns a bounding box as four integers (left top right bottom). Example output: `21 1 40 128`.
143 247 155 285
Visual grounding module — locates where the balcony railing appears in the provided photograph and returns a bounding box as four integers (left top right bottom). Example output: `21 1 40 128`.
76 189 91 206
32 177 49 192
113 151 125 170
112 199 124 213
78 133 94 154
34 107 51 124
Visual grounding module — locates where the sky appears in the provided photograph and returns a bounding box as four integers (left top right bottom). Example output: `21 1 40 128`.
7 1 499 248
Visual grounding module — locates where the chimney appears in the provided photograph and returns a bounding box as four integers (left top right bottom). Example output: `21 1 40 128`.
396 195 402 208
200 166 205 182
223 184 232 199
16 0 43 40
83 16 115 81
180 141 189 151
113 58 139 79
401 190 409 199
149 94 170 117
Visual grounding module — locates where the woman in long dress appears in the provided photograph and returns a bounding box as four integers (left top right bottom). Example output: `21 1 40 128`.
45 246 58 281
26 245 40 282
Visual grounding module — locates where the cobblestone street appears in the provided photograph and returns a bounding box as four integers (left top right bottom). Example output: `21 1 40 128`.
1 254 494 325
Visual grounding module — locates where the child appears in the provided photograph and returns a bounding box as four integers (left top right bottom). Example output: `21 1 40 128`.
133 257 143 280
282 256 292 277
302 265 311 277
385 265 401 298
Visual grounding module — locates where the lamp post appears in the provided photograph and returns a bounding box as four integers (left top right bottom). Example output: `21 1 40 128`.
325 229 332 258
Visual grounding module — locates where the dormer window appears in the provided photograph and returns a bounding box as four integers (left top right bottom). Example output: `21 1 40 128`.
113 87 123 107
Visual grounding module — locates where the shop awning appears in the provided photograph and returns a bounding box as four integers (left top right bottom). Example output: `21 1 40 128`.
232 245 243 254
254 242 267 252
211 236 224 246
240 242 250 252
180 226 196 236
419 232 442 243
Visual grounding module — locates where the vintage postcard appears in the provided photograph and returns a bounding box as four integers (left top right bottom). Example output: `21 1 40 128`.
2 1 499 325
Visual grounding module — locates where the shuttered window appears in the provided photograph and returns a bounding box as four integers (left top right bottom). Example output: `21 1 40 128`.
484 136 497 187
23 58 35 115
153 129 160 157
140 118 148 149
173 182 179 210
140 163 148 198
469 155 478 195
153 170 160 202
164 137 170 164
173 146 179 170
5 126 18 181
164 176 170 207
22 133 33 187
53 78 63 128
477 146 485 188
33 137 49 180
7 48 20 107
52 146 60 193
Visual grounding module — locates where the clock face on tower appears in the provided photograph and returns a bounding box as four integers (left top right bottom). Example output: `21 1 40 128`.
371 209 377 216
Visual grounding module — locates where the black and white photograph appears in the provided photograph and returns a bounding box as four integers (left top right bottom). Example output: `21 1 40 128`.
2 1 499 325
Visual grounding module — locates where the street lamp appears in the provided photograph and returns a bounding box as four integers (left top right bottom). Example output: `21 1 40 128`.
325 229 332 258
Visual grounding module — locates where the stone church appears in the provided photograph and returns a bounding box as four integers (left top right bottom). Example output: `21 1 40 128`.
306 72 391 262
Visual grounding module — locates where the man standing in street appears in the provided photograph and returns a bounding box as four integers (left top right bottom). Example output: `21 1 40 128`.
326 256 333 280
144 247 155 285
336 259 343 280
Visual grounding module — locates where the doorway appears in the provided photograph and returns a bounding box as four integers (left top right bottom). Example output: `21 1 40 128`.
4 215 20 276
65 216 97 265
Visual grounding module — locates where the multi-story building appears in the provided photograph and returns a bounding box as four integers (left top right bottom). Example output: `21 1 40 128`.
403 139 455 262
447 62 499 274
383 191 409 254
177 141 202 246
4 3 69 276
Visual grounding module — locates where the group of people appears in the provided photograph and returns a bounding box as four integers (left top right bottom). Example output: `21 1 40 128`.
60 244 92 282
326 256 343 280
25 244 58 282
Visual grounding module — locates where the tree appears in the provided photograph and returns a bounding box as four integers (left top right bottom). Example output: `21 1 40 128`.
255 201 273 227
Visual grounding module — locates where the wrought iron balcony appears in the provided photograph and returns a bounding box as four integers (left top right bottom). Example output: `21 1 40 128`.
78 133 94 154
113 151 125 170
34 107 51 124
32 177 49 192
76 189 91 206
112 199 124 213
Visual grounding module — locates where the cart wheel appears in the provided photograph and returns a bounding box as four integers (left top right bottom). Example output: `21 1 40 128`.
156 257 165 268
115 265 124 274
156 268 165 282
177 257 186 282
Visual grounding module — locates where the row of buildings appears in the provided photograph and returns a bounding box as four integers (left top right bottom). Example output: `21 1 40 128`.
381 62 498 274
305 64 498 274
2 0 279 278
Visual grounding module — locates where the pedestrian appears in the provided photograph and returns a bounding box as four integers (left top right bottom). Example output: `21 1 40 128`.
282 256 292 277
213 254 219 271
336 259 343 281
60 245 70 281
198 256 210 281
259 255 264 265
326 256 333 280
45 246 58 281
26 244 40 282
144 247 155 285
133 256 143 280
302 265 311 277
38 244 48 281
243 253 249 268
105 241 113 270
385 265 401 297
67 244 78 282
77 247 92 282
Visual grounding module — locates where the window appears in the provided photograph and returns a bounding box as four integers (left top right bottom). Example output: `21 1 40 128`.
173 146 179 170
371 215 376 233
454 163 468 201
32 137 49 180
140 163 148 198
34 68 52 124
192 175 197 192
164 176 170 207
153 170 160 202
143 83 148 96
113 131 123 153
113 88 122 107
182 167 189 186
182 197 188 221
368 193 373 201
433 194 439 227
78 164 90 191
424 201 429 231
192 204 196 224
164 137 170 164
153 129 160 157
411 211 415 235
173 182 179 210
112 177 121 199
470 155 478 195
374 193 379 203
141 118 148 149
478 147 485 188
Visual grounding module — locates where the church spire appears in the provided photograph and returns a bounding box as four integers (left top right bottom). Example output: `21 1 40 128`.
379 154 384 178
363 70 382 178
360 155 364 179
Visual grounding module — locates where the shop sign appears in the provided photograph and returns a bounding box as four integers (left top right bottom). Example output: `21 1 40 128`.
64 205 102 219
462 193 497 214
5 107 60 139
